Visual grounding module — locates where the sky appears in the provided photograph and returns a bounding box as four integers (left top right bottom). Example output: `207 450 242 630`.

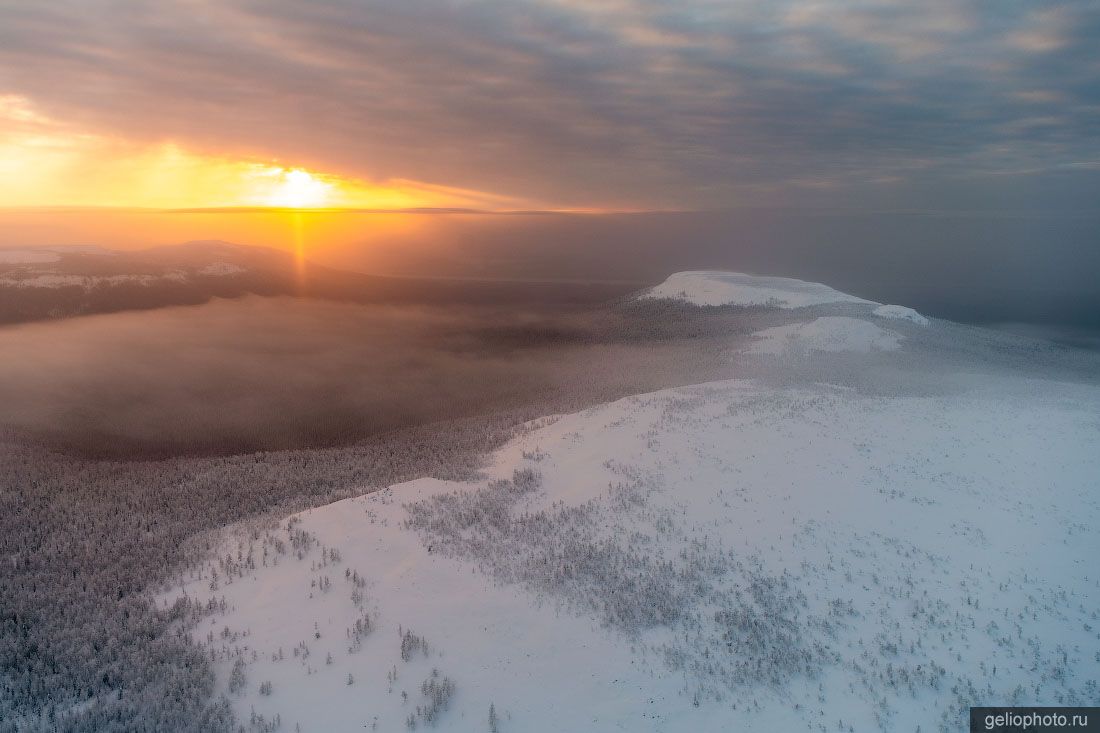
1 0 1098 211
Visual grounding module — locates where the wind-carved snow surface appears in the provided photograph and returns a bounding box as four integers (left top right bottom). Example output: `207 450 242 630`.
639 270 873 309
744 316 902 356
164 272 1098 732
874 304 930 326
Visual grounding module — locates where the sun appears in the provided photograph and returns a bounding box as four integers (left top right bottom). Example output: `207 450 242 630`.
264 168 331 208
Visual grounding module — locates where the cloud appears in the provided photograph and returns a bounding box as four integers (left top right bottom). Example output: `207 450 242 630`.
0 0 1098 208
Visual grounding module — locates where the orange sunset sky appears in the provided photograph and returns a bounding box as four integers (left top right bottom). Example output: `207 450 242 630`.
2 1 1097 220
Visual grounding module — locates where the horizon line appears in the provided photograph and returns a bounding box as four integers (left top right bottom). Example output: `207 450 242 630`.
0 205 1097 218
0 205 667 216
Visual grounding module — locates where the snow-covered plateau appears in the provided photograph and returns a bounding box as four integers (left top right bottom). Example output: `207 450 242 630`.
638 270 875 309
165 271 1100 733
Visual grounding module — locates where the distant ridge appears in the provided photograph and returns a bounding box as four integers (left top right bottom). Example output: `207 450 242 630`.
0 241 636 324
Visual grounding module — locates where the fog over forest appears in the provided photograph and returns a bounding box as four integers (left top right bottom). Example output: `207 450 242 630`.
0 294 739 457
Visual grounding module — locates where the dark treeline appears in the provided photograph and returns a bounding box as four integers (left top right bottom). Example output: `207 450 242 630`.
0 413 526 731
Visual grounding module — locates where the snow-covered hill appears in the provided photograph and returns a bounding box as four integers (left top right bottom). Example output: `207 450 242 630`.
639 270 926 325
638 270 872 309
164 272 1100 733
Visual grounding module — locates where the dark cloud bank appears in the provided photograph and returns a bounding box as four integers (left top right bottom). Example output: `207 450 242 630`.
2 0 1098 208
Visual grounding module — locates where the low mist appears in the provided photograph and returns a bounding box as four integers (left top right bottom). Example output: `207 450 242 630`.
4 208 1099 331
0 296 726 458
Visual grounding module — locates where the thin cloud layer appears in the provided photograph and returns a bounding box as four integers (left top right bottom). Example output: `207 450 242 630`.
0 0 1097 208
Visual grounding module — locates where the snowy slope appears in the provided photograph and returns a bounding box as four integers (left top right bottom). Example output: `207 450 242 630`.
872 304 929 326
743 316 902 356
163 272 1097 733
166 386 1100 732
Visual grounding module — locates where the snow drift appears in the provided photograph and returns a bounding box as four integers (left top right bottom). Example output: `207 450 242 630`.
743 316 902 356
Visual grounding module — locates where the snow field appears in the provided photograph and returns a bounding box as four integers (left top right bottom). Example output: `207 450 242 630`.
168 373 1100 732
